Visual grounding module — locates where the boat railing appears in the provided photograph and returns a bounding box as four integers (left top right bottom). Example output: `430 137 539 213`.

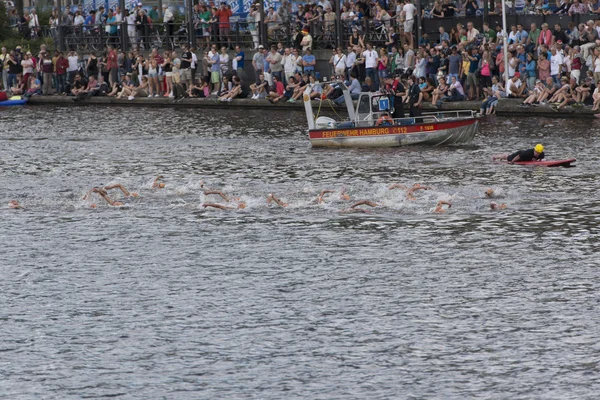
354 110 478 128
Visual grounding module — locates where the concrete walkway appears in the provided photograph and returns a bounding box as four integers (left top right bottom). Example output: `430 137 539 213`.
24 96 600 118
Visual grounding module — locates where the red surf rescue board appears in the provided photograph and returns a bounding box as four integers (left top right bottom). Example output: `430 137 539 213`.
502 159 576 167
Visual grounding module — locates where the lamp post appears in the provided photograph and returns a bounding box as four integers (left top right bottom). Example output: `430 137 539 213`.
501 0 509 84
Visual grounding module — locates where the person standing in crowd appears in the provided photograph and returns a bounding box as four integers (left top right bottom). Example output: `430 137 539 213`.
330 47 346 78
216 2 233 50
362 43 378 87
252 44 265 84
232 45 245 79
163 5 174 49
301 48 316 76
282 48 298 83
106 46 118 86
267 45 283 82
55 51 68 95
401 0 416 49
1 47 9 91
180 45 193 90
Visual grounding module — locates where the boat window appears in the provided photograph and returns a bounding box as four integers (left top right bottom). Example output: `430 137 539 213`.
371 97 380 112
358 96 370 114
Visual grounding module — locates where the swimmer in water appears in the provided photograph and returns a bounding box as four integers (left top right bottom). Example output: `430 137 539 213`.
203 190 230 202
86 188 124 207
340 199 379 213
267 193 288 207
201 188 247 209
485 188 495 198
340 187 351 201
8 200 23 209
433 200 452 213
152 175 166 189
490 202 507 210
315 190 335 204
83 184 138 201
388 183 408 190
104 184 139 198
406 184 431 200
202 200 247 210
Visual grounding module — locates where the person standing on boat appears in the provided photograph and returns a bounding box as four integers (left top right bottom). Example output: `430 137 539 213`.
492 144 545 163
406 75 422 117
390 75 406 118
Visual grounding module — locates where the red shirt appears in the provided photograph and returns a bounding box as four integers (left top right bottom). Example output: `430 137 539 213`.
107 50 118 69
275 81 284 96
56 57 69 74
216 8 232 28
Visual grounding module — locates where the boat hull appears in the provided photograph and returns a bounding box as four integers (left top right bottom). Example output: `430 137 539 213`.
0 99 28 106
309 118 479 148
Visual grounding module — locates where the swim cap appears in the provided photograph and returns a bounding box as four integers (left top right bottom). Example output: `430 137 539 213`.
535 144 544 153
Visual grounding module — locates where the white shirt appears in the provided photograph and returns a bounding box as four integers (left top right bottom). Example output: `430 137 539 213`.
127 14 136 32
403 3 416 20
283 54 297 73
345 51 356 68
28 14 39 28
318 0 332 10
507 78 522 94
363 49 378 68
74 15 84 25
191 52 197 69
163 8 174 23
332 54 346 69
67 55 79 72
550 53 563 75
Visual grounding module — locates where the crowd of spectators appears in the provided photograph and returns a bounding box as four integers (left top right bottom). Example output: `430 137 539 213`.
3 0 600 114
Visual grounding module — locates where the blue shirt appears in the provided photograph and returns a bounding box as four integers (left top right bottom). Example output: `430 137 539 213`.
302 54 315 71
107 16 117 34
439 32 450 44
235 51 245 69
84 15 95 25
517 52 527 74
211 54 220 72
468 54 481 73
347 78 361 94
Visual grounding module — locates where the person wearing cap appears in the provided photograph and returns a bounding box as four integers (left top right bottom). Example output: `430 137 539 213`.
493 144 545 163
300 29 313 51
252 45 265 84
507 72 526 98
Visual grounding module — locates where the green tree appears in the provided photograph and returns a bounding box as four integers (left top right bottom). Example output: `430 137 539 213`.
0 1 11 41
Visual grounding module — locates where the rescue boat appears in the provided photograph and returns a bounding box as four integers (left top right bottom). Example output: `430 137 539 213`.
303 83 480 148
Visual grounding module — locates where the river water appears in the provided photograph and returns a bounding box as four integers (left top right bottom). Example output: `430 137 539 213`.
1 106 599 399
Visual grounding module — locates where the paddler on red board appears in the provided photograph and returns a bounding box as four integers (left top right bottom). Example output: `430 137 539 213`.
492 144 545 163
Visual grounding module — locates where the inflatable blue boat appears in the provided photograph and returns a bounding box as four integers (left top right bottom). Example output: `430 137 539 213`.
0 98 28 106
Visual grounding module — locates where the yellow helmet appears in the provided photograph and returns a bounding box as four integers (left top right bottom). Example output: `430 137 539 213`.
534 144 544 153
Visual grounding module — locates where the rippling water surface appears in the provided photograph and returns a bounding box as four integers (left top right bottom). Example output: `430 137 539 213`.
1 106 599 399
